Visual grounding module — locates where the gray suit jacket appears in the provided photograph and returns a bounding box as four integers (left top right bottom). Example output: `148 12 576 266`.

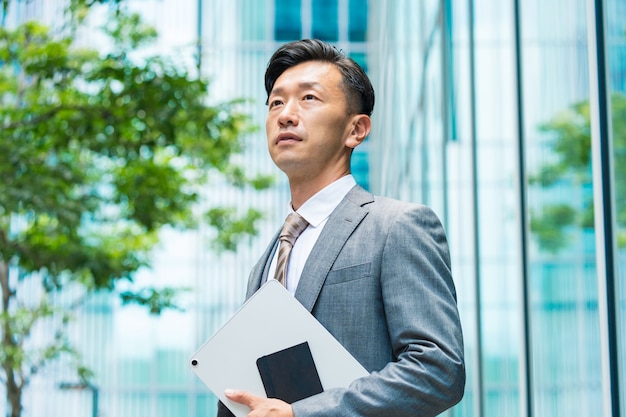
219 185 465 417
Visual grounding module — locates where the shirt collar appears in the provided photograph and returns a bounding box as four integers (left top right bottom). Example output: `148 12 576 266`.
287 175 357 228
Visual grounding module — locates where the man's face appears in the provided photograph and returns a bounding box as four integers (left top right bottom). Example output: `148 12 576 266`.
266 61 359 183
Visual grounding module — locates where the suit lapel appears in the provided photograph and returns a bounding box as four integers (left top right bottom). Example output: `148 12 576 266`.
294 186 373 311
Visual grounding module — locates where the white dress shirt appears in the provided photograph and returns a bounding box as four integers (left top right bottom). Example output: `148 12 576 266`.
267 175 357 294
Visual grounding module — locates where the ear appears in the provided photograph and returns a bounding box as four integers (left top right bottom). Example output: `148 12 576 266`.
345 114 371 149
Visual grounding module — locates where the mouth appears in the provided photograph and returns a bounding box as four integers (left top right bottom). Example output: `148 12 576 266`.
276 132 302 144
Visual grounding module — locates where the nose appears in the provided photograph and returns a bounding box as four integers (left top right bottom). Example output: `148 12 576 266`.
277 100 299 127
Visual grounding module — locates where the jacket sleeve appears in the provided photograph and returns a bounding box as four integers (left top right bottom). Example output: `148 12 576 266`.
291 205 465 417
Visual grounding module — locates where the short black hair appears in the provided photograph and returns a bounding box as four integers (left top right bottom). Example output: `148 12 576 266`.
264 39 375 116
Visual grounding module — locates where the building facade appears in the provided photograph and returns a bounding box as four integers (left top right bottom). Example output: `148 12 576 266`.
1 0 625 416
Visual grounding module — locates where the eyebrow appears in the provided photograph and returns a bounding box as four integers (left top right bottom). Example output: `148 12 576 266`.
270 81 325 97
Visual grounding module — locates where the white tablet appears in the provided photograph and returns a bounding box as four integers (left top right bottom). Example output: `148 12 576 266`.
189 280 369 417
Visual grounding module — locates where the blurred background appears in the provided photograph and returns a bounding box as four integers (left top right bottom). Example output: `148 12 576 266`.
1 0 625 416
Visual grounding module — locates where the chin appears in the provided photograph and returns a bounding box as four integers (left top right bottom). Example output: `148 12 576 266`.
276 159 307 176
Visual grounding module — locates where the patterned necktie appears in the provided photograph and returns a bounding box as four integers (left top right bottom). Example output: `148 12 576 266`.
274 212 309 287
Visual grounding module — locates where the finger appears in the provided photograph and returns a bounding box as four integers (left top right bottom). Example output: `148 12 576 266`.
224 389 260 408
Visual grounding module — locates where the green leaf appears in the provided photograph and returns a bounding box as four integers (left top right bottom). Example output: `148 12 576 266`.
1 3 272 413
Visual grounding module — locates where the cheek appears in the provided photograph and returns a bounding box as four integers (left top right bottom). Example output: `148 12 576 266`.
319 118 352 144
265 117 272 134
265 120 275 143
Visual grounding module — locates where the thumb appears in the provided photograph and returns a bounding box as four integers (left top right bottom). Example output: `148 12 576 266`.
224 389 260 408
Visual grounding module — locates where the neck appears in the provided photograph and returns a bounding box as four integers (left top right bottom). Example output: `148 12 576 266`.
288 171 351 211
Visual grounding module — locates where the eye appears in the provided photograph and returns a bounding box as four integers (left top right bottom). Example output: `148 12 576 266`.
269 99 283 109
303 94 316 101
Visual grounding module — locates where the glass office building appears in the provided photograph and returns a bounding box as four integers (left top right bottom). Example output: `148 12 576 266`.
2 0 625 416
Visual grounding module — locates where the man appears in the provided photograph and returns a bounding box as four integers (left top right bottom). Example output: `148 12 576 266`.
219 39 465 417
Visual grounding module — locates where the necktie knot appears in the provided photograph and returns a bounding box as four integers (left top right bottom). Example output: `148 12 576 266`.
279 213 309 246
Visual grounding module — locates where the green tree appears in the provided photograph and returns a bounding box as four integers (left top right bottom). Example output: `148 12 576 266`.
529 93 626 253
0 2 271 416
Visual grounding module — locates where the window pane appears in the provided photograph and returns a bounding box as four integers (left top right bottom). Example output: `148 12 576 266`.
312 0 338 41
240 0 267 41
522 0 604 414
349 0 367 42
275 0 301 40
472 0 522 414
349 51 367 73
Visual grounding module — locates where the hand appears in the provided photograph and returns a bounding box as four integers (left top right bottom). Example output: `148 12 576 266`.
225 389 294 417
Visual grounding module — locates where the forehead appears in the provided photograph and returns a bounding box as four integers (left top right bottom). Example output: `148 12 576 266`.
270 61 343 95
